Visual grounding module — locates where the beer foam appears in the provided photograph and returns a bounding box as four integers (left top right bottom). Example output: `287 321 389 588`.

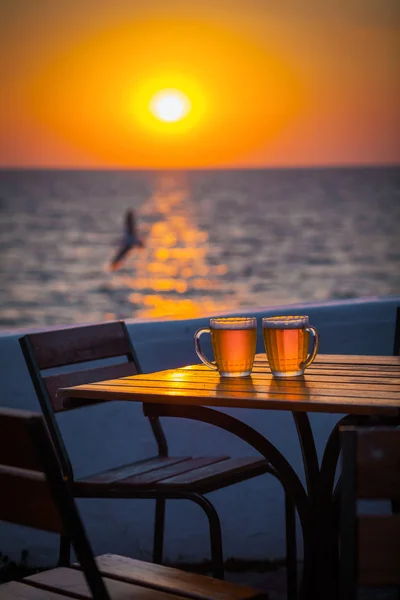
262 315 310 329
210 317 257 329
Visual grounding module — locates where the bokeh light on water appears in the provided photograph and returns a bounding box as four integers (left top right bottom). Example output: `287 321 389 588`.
114 174 230 319
0 167 399 328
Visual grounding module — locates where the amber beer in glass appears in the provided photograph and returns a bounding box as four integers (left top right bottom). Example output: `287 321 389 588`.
194 317 257 377
262 315 320 377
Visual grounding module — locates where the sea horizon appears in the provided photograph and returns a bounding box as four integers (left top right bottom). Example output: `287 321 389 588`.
1 163 399 172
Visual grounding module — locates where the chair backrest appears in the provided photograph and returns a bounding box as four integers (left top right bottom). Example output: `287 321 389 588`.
340 426 400 599
0 407 111 600
19 321 167 477
20 321 140 413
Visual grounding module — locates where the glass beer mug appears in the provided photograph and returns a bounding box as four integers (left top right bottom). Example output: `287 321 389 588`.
262 315 320 377
194 317 257 377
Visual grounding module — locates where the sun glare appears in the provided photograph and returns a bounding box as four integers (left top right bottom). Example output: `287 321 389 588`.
149 89 191 123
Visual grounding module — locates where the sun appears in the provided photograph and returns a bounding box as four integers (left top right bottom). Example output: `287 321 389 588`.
149 89 191 123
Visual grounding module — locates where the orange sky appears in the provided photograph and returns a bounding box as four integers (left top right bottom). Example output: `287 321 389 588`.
0 0 399 168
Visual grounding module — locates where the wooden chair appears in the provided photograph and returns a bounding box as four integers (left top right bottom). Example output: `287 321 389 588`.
18 321 282 581
0 407 268 599
339 426 400 599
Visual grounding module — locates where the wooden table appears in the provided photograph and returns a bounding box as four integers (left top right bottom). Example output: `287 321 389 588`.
59 354 400 600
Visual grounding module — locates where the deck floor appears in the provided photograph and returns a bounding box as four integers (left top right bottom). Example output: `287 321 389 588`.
226 567 397 600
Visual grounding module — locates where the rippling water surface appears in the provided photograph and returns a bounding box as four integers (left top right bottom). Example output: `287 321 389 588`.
0 167 399 328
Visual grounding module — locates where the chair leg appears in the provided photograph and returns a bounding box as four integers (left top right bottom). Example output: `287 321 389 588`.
58 535 71 566
285 493 297 600
391 499 400 600
153 497 166 564
186 493 224 580
332 487 342 600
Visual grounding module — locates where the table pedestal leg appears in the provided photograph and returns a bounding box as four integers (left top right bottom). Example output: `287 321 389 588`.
144 403 311 598
144 404 400 599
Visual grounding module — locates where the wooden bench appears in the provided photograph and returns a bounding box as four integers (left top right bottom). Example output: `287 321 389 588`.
339 425 400 599
0 407 268 599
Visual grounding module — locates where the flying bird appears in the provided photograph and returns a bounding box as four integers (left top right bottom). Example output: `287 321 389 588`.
109 209 144 271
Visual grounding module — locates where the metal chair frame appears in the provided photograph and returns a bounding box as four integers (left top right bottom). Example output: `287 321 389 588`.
19 320 293 585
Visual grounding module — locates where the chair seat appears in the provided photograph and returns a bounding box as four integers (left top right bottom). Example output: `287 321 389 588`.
16 554 267 599
75 455 272 496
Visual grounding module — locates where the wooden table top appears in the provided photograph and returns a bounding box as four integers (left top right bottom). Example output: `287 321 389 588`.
58 354 400 416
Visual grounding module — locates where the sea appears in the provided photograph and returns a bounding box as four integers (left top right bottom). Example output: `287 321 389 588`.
0 167 399 329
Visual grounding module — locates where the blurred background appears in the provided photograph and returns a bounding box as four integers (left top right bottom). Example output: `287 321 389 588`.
1 1 399 328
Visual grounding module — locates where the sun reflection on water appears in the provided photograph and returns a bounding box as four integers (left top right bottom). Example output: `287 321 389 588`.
115 174 230 319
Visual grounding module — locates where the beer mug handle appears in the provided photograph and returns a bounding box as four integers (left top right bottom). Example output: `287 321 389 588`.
301 326 320 370
194 328 217 370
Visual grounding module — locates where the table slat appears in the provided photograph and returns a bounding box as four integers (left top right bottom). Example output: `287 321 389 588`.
73 377 400 401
